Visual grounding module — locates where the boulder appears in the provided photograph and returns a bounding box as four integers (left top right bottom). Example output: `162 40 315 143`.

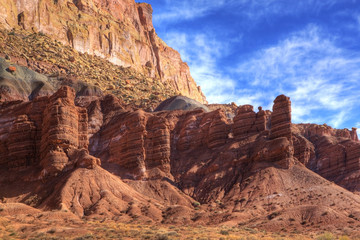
155 96 209 112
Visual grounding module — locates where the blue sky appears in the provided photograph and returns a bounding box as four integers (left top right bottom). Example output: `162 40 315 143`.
143 0 360 131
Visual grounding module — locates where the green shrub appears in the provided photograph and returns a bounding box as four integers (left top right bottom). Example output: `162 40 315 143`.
316 232 335 240
220 230 229 235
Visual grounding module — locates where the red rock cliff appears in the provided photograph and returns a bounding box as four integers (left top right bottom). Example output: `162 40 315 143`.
0 0 206 103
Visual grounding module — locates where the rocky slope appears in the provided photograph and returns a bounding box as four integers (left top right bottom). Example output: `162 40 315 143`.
0 29 179 108
293 124 360 194
1 83 360 235
0 0 206 104
1 0 360 236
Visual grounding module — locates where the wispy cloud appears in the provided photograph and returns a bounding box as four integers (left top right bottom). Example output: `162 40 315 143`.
149 0 360 130
153 0 227 23
164 31 236 103
236 25 360 128
152 0 343 25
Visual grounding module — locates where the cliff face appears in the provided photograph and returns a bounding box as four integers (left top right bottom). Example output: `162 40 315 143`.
2 86 360 232
293 124 360 193
0 0 206 103
0 86 100 174
0 86 296 181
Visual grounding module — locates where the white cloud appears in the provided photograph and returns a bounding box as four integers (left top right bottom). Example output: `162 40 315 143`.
164 31 236 104
236 25 360 128
153 0 227 24
151 1 360 129
152 0 342 25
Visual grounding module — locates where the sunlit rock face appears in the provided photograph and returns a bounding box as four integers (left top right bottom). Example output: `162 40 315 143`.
0 0 206 103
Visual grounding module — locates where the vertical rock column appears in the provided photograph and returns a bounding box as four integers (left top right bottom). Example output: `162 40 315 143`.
351 128 359 142
233 105 270 138
269 95 294 168
7 115 36 169
207 110 229 148
107 110 148 179
270 95 292 140
40 86 86 175
233 105 256 137
145 115 171 178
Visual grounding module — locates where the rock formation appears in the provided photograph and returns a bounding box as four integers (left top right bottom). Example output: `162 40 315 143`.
0 86 100 176
1 1 360 235
269 95 292 140
0 0 206 103
155 96 210 112
0 58 54 101
294 124 360 193
39 86 93 175
1 77 360 232
233 105 271 137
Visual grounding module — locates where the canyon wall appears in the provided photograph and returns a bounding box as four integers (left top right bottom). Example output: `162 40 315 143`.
0 86 100 176
0 0 206 103
1 82 359 194
293 124 360 192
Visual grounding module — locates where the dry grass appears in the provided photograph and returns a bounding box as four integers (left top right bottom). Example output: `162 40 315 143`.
0 215 358 240
0 29 178 109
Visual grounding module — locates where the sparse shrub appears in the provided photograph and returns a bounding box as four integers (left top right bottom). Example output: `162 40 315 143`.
192 201 201 207
155 234 169 240
316 232 335 240
47 228 56 234
220 230 229 235
167 231 178 236
74 234 94 240
339 236 350 240
246 236 257 240
267 211 280 220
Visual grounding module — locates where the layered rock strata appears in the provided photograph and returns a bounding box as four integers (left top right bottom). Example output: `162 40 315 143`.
293 124 360 192
0 0 206 103
39 86 91 174
0 86 100 175
269 95 292 140
1 86 360 199
233 105 271 137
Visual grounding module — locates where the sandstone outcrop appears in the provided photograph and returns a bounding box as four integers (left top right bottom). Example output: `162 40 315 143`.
1 87 360 232
233 105 271 137
0 86 100 175
6 115 36 169
0 0 206 103
39 86 91 175
269 95 292 140
293 124 360 193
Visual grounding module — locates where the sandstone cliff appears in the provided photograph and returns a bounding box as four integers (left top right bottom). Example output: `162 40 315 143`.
0 0 206 103
293 124 360 193
0 86 100 175
1 87 360 233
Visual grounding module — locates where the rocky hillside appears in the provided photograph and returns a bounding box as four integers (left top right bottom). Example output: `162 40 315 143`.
0 30 180 109
1 0 360 238
0 0 206 105
1 84 360 236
